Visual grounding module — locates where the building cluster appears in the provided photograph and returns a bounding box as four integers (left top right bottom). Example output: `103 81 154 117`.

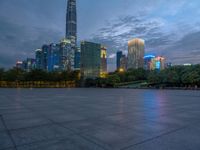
116 38 166 72
16 0 167 80
16 0 108 79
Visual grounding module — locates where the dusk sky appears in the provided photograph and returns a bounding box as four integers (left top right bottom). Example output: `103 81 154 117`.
0 0 200 71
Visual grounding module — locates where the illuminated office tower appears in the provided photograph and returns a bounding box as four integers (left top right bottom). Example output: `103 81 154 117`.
66 0 77 70
66 0 77 44
47 43 60 72
81 41 101 79
144 55 156 70
35 49 43 70
152 56 165 70
120 55 127 72
100 46 107 78
127 38 145 69
59 38 73 71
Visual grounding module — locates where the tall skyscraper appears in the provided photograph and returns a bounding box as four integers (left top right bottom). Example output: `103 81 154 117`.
47 43 60 72
35 49 43 70
116 51 123 71
59 38 73 71
66 0 77 70
127 38 145 69
41 45 49 71
80 41 101 79
74 47 81 70
66 0 77 46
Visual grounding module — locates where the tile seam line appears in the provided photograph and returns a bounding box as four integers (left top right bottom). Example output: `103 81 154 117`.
120 124 193 150
0 115 17 150
5 99 109 150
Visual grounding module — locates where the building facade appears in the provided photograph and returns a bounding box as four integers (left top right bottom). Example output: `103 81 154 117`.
100 46 107 78
116 51 123 71
144 55 165 70
22 58 36 72
120 54 127 72
152 56 165 70
127 38 145 69
74 47 81 70
35 49 43 70
144 55 156 70
47 43 60 72
16 61 24 70
66 0 77 70
80 41 101 79
59 38 73 71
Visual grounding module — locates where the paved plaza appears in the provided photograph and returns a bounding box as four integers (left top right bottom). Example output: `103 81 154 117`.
0 88 200 150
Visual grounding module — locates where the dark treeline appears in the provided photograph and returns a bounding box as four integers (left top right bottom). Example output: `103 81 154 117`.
0 68 80 82
0 65 200 88
85 65 200 88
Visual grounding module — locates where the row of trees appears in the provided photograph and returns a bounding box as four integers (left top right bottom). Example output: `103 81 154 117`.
0 68 80 82
1 65 200 88
85 65 200 88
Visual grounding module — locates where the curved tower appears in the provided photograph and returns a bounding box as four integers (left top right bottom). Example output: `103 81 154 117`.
127 38 145 69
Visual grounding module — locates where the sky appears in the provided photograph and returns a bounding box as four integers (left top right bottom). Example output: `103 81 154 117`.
0 0 200 71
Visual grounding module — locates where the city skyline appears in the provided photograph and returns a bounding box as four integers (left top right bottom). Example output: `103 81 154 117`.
0 0 200 71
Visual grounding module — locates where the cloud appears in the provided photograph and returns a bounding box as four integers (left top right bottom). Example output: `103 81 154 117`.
164 31 200 64
108 54 116 59
0 18 63 68
90 12 200 71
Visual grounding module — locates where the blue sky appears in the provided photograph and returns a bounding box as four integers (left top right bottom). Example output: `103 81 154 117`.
0 0 200 71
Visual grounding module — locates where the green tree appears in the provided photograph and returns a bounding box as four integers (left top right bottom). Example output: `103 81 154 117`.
25 69 48 81
0 68 4 81
4 68 25 81
107 74 120 87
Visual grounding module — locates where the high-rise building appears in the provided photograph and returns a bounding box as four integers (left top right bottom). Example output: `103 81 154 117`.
47 43 60 72
80 41 101 79
128 38 145 69
74 47 81 70
116 51 123 71
41 45 49 71
144 55 156 70
120 55 127 72
66 0 77 70
24 58 36 72
152 56 165 70
66 0 77 44
35 49 43 70
59 38 73 71
16 61 24 70
144 55 166 71
100 46 107 78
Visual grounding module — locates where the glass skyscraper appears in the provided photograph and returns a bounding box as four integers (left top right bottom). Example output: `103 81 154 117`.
80 41 101 79
35 49 43 70
66 0 77 44
59 38 73 71
116 51 123 70
66 0 77 70
74 47 81 70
